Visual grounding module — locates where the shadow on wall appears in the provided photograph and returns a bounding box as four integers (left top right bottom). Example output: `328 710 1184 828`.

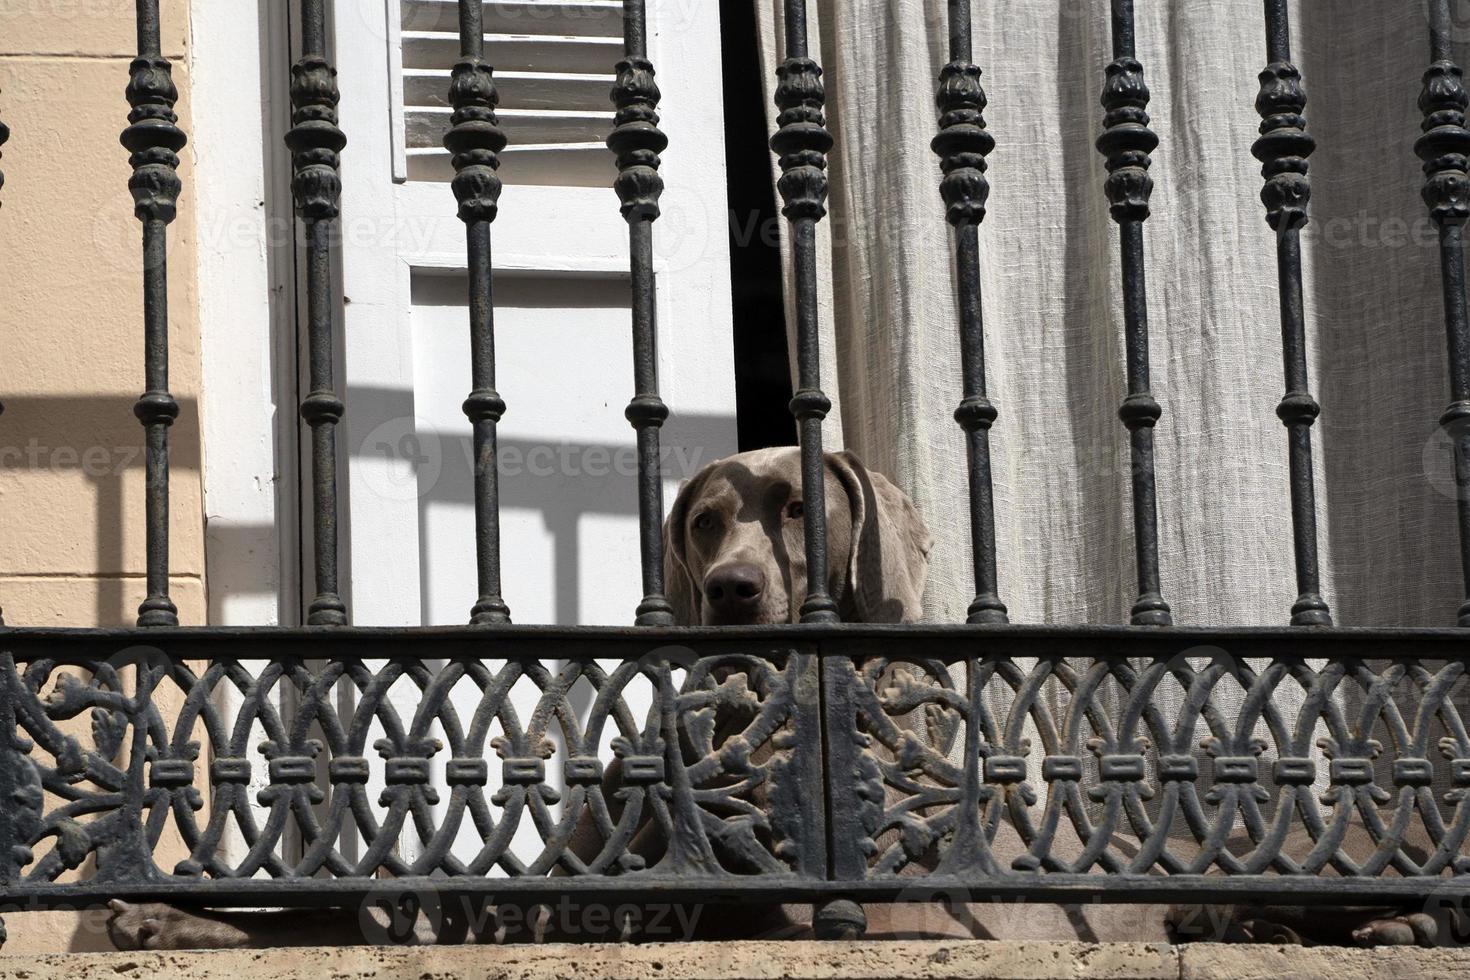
0 394 734 630
347 385 734 627
142 397 737 629
0 395 202 627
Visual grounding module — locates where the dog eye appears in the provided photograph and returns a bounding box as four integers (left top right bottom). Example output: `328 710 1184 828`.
786 501 805 520
692 511 717 531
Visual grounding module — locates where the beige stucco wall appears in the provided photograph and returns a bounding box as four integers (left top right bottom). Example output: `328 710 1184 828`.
0 0 203 954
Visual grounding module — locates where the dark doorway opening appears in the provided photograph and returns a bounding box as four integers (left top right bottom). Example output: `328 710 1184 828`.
719 0 796 452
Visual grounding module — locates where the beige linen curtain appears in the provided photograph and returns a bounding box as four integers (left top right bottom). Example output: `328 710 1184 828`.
755 0 1466 629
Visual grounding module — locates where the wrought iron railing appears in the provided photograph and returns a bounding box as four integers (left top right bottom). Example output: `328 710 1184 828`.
0 0 1467 945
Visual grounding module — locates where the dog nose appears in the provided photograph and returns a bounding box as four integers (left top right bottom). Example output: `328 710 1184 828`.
704 563 766 618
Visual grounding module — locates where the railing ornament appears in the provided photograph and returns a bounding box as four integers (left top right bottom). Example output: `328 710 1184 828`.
1253 0 1331 626
125 0 187 628
1097 1 1171 626
611 0 675 626
287 0 349 626
772 0 840 625
1420 0 1470 626
932 0 1007 624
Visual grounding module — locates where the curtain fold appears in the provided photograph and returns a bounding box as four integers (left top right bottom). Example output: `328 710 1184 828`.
755 0 1466 630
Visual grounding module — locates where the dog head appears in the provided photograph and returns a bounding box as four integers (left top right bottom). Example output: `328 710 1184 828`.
663 447 932 625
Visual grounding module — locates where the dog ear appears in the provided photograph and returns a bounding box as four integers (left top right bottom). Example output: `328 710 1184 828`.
662 467 710 626
828 451 933 623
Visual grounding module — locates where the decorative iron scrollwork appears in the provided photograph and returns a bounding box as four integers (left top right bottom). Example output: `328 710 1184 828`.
445 59 505 224
1098 57 1158 224
771 56 832 223
828 635 1470 898
1418 60 1470 229
122 56 186 224
1255 62 1314 233
0 629 1467 913
0 638 821 895
934 61 993 226
286 56 346 222
610 55 667 222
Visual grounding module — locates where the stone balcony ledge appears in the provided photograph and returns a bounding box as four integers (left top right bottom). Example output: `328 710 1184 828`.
0 941 1467 980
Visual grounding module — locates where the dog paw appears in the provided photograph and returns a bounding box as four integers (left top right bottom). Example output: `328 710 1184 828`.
1352 912 1437 948
105 900 250 951
105 900 168 950
1235 916 1305 944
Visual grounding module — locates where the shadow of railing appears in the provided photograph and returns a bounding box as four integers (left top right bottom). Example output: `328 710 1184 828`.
0 395 202 626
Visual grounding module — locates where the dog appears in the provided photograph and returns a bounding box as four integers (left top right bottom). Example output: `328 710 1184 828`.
104 448 931 949
662 447 931 626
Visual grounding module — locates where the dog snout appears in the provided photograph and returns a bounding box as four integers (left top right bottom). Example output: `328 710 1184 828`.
704 562 767 622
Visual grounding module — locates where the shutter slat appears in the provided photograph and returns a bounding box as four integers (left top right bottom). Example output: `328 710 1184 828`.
401 32 621 74
408 106 608 148
401 0 623 38
407 142 613 187
404 68 612 113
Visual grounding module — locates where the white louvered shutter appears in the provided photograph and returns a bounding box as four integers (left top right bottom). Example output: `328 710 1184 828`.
333 0 737 628
328 0 738 865
395 0 625 187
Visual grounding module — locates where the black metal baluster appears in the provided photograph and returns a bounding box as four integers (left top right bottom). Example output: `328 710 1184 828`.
0 92 6 628
288 0 348 626
125 0 186 627
446 0 511 625
771 0 839 625
611 0 674 626
933 0 1006 625
1097 0 1171 627
1254 0 1332 627
773 0 859 937
1420 0 1470 627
